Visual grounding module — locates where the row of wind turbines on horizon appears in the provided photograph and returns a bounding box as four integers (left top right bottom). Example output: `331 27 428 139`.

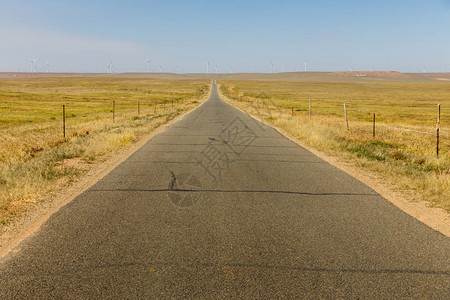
205 61 311 74
21 58 429 74
26 57 313 74
25 58 179 74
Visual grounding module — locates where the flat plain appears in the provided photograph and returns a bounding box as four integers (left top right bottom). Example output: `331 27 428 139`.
1 71 448 230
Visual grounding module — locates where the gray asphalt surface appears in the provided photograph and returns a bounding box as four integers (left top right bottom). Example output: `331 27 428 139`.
1 82 449 299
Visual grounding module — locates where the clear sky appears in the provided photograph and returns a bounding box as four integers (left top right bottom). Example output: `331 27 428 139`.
1 0 450 73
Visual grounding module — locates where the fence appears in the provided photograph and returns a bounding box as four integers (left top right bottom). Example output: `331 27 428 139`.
231 93 446 159
60 98 188 139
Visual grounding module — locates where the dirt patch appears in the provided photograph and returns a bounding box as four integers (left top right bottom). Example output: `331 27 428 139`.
54 158 90 170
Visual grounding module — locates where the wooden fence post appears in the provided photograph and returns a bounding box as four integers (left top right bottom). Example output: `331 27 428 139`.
372 113 376 138
63 104 66 138
437 104 440 158
309 98 312 121
113 100 115 122
344 103 349 130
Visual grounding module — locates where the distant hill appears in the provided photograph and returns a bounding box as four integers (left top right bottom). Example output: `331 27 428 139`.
333 71 405 78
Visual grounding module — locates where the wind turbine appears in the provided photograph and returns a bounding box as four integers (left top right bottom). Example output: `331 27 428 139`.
106 60 114 73
159 65 162 73
177 66 181 74
304 60 308 72
29 58 38 73
206 62 210 74
270 62 274 74
349 67 353 72
46 62 50 73
146 59 151 73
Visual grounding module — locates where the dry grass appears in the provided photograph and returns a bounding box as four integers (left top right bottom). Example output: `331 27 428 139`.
218 74 449 211
0 76 210 225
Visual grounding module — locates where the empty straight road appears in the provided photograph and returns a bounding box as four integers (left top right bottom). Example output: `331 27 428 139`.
1 82 449 298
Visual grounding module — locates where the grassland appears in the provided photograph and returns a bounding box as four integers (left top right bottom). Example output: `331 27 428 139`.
218 72 449 211
0 76 210 225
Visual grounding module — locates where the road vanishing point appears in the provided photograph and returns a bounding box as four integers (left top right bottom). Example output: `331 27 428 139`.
0 82 449 298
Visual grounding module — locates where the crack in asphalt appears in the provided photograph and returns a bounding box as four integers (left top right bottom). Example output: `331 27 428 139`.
2 261 448 279
88 188 378 197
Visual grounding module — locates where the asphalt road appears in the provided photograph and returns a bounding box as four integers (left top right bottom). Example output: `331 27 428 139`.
1 82 449 299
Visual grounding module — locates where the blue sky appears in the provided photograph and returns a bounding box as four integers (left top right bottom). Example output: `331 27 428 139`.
1 0 450 73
